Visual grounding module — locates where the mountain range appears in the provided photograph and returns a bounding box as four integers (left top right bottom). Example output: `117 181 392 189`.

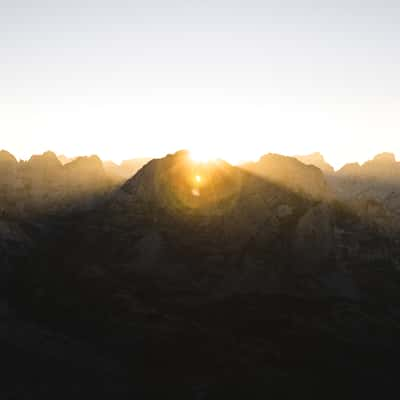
2 148 400 397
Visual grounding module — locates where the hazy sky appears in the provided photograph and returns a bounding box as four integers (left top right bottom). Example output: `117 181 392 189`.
1 0 400 168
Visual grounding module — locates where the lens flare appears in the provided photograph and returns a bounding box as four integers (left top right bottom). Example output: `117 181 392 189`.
192 188 200 197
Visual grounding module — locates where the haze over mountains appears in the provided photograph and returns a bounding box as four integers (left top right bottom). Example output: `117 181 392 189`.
2 147 400 397
2 147 400 221
0 150 151 215
296 151 400 228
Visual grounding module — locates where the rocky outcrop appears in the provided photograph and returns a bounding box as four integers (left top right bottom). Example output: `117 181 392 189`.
0 151 115 216
64 155 105 185
242 153 331 200
295 152 335 174
329 153 400 229
336 153 400 181
0 150 17 165
372 152 396 163
360 152 400 182
27 151 62 170
336 162 362 177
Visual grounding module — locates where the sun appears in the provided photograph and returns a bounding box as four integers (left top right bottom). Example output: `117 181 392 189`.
189 148 217 164
188 147 246 165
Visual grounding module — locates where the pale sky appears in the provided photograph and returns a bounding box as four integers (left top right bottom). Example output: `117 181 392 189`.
1 0 400 168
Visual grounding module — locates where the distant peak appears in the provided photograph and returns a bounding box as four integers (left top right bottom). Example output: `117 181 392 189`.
337 163 362 175
259 153 315 169
305 152 324 159
372 152 396 163
169 149 191 159
29 151 58 160
0 150 17 163
57 154 74 165
294 152 334 173
28 151 62 168
66 155 103 169
259 153 295 162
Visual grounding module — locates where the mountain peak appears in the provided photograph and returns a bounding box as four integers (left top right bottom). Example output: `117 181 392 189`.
337 162 362 175
120 149 240 215
243 153 330 199
0 150 17 164
66 155 103 168
28 151 62 169
294 152 335 174
57 154 74 165
371 152 396 164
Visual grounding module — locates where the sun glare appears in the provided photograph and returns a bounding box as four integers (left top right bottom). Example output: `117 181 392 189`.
195 175 202 183
189 147 249 166
189 149 217 164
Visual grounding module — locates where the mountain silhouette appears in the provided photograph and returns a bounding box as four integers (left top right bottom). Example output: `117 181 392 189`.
18 149 392 303
242 153 331 200
2 148 400 396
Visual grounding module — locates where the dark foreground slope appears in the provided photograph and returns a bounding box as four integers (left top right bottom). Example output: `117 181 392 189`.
3 151 400 398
